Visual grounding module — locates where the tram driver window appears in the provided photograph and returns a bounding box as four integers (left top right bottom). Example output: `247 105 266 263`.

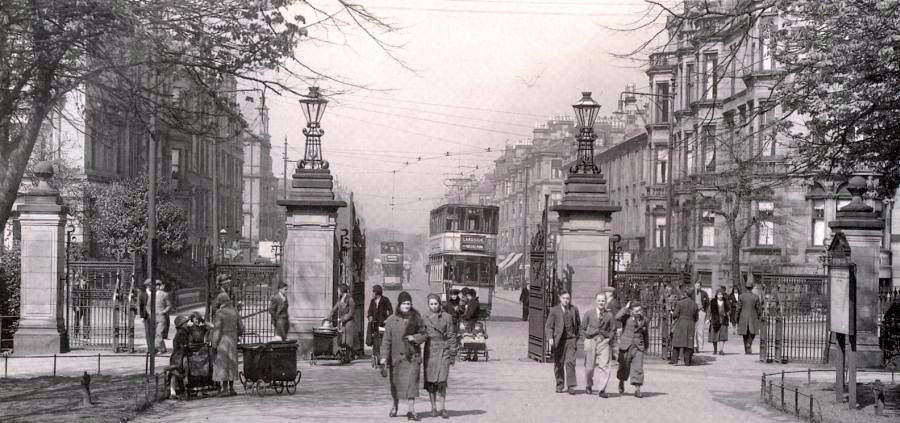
464 260 479 283
466 208 483 232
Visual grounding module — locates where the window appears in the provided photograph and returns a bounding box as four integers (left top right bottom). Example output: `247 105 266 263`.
466 208 482 232
685 63 695 105
686 133 695 175
550 192 562 208
701 211 715 247
702 126 716 172
757 201 775 246
655 82 670 123
551 159 562 179
698 271 712 288
703 52 718 100
171 149 182 180
655 217 667 248
760 21 776 71
812 200 826 246
655 150 668 184
758 107 776 156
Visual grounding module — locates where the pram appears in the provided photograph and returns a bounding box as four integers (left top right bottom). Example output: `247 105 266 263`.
165 343 217 400
459 321 489 362
238 340 302 395
310 326 351 365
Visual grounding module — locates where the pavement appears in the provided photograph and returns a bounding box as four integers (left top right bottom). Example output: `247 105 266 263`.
3 306 205 379
129 283 823 423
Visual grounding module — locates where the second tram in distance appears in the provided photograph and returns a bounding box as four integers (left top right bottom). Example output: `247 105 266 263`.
427 204 499 318
380 241 405 290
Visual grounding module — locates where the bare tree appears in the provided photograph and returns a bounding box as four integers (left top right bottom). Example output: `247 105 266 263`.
0 0 396 242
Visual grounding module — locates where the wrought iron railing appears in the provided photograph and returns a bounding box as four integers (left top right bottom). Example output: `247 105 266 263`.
0 315 17 352
758 274 829 364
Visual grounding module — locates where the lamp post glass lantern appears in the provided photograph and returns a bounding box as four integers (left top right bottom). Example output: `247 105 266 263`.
298 86 329 170
571 91 601 175
218 228 227 262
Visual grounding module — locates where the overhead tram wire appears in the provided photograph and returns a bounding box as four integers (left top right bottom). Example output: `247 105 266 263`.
327 110 497 149
339 105 530 138
369 5 651 18
340 94 545 119
336 97 536 128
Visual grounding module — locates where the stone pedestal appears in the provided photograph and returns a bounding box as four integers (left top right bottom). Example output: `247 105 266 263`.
828 177 884 367
13 163 69 354
277 169 345 356
552 174 621 314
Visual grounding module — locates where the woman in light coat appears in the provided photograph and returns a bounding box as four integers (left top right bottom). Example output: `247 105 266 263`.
380 291 428 421
329 283 356 354
212 299 240 395
423 293 458 419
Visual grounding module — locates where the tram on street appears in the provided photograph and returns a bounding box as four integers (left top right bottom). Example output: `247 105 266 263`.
380 241 405 290
427 204 499 318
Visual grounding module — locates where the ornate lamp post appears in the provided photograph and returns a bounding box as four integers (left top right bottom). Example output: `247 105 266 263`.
298 86 329 170
570 92 602 175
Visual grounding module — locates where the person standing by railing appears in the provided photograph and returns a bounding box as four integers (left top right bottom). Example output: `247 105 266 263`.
151 280 172 354
269 282 289 340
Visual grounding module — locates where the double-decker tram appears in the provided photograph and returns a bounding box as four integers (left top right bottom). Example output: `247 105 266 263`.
380 241 405 290
428 204 499 318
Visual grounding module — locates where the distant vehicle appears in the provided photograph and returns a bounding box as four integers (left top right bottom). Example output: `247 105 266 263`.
427 204 499 319
381 241 404 290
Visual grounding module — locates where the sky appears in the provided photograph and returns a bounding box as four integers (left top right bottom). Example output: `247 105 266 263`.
251 0 670 234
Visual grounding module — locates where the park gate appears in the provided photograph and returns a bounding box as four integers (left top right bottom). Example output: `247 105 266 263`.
612 271 690 358
527 197 558 362
210 264 281 345
66 260 137 352
758 274 829 364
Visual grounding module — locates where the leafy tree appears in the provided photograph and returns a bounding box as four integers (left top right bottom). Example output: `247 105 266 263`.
82 176 188 260
774 0 900 196
0 0 393 245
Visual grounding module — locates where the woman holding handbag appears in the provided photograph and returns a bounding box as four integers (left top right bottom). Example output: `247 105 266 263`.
380 291 427 421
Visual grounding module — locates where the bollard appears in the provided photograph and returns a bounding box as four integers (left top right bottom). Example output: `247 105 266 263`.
874 379 885 416
97 353 101 375
781 381 785 411
53 354 57 377
794 387 799 419
807 368 811 385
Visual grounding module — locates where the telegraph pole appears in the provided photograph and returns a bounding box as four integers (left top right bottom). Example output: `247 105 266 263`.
521 160 529 285
283 137 288 199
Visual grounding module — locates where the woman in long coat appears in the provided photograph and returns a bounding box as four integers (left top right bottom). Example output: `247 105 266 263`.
670 288 699 366
212 299 240 395
329 283 356 353
708 289 731 355
423 293 458 419
380 291 428 421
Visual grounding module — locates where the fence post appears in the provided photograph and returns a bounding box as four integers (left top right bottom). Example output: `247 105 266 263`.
781 377 785 411
761 374 766 402
53 354 57 377
769 380 774 405
809 395 814 422
145 352 149 377
807 368 811 385
794 387 799 419
97 353 101 375
4 354 7 378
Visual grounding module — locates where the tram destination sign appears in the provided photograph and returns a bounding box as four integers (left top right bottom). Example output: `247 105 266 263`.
461 235 486 252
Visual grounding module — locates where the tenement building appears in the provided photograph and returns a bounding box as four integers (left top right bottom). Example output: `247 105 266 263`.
647 0 896 290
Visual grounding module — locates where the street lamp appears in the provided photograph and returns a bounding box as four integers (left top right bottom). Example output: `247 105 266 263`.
218 228 227 263
570 92 602 175
297 86 329 170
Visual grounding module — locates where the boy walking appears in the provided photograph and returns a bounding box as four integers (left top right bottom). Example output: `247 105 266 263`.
616 300 649 398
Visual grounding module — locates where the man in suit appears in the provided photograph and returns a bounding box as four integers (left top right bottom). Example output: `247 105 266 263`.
736 282 762 354
582 290 614 397
544 290 580 395
269 282 290 340
149 279 172 354
616 300 649 398
693 280 710 352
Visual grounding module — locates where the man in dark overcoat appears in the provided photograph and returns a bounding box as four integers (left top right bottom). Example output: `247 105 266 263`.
367 284 393 359
519 285 530 321
670 288 699 366
544 290 580 395
736 282 762 354
268 282 290 340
